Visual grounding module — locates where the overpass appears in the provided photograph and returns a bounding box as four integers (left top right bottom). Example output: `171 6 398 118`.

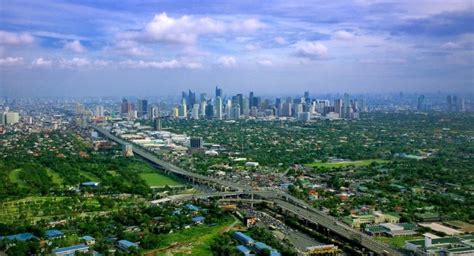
91 124 401 255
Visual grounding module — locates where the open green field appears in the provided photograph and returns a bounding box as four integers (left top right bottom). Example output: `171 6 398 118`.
306 159 389 168
46 169 64 185
375 235 422 248
139 172 181 187
153 218 234 256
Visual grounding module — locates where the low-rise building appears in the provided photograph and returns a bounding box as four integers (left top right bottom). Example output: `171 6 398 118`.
52 244 89 256
405 233 474 256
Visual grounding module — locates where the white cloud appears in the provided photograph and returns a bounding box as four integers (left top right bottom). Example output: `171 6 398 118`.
245 43 260 51
120 59 202 69
59 57 90 68
257 59 273 66
333 30 355 40
125 12 265 44
64 40 86 53
0 57 24 66
441 42 461 50
0 31 34 45
32 57 52 67
274 36 287 45
110 40 153 56
294 41 328 59
217 56 237 67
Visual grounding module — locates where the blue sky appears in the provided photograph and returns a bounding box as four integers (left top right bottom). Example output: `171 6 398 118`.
1 0 473 97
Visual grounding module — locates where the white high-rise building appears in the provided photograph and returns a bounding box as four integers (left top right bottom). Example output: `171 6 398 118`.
5 112 19 125
192 104 200 119
242 98 250 116
226 100 232 119
215 96 223 120
95 105 104 117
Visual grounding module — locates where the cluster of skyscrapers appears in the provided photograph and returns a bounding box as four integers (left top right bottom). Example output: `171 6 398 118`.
170 87 363 121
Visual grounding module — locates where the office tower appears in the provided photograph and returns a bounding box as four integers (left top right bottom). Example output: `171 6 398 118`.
137 99 148 117
343 93 351 118
334 99 343 116
122 144 134 157
95 105 104 117
250 106 258 117
5 112 19 125
0 112 5 125
453 96 458 112
200 93 207 103
275 98 282 116
200 100 207 117
153 117 161 131
187 89 196 109
243 98 250 116
205 103 214 119
121 98 129 114
417 95 425 111
178 105 187 118
281 103 292 117
295 103 303 116
128 110 138 119
304 91 310 103
226 100 232 119
236 94 243 114
192 104 200 119
298 112 310 122
458 97 465 112
171 107 179 118
249 92 254 107
253 97 262 110
447 95 453 112
190 137 203 148
231 105 241 119
215 96 223 120
215 86 223 98
149 106 159 120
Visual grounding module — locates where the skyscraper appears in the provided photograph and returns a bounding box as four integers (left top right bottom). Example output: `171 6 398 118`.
153 117 161 131
215 96 223 120
215 86 223 98
137 99 148 117
95 105 104 117
417 95 425 111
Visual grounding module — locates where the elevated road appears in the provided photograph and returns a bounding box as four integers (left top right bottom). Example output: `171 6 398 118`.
91 124 401 255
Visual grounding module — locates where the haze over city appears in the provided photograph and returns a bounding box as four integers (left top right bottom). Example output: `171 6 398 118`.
1 0 473 97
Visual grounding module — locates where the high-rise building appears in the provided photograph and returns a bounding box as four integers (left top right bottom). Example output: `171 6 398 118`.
153 117 161 131
149 106 159 120
281 103 292 117
242 98 250 116
95 105 104 117
122 144 134 157
298 112 311 122
231 105 241 119
215 86 223 98
121 98 129 114
417 95 426 111
249 91 254 107
205 103 214 119
334 99 343 116
137 99 148 117
215 96 223 120
226 100 232 119
192 104 200 119
5 112 19 125
343 93 351 118
190 137 203 148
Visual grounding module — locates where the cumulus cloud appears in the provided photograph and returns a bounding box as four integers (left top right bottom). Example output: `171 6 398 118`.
274 36 287 45
59 57 90 68
123 12 264 44
294 41 328 59
64 40 86 53
0 57 24 66
120 59 202 69
441 41 461 50
0 31 34 45
333 30 355 40
257 59 273 66
217 56 237 67
32 57 52 67
108 40 153 57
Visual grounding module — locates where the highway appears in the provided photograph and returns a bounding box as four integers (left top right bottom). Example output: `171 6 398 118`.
91 124 401 255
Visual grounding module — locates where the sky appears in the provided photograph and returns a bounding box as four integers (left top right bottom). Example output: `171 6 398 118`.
0 0 473 97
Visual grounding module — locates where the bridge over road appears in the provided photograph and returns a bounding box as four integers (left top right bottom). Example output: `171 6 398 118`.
91 124 401 256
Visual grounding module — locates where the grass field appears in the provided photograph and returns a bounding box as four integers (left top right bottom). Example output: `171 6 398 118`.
375 235 422 248
46 169 64 185
306 159 389 168
153 218 234 256
139 172 181 187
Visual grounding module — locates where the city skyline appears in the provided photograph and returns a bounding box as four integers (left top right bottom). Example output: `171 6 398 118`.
1 1 473 96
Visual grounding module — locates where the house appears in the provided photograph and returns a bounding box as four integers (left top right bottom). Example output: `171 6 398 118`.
233 232 255 246
81 235 95 246
192 216 205 224
46 229 65 239
117 239 138 251
81 181 99 187
236 245 253 255
185 204 199 211
0 232 37 242
52 244 89 256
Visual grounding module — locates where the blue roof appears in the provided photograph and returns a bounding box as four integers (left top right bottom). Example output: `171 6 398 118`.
236 245 251 254
185 204 199 211
81 181 99 186
81 235 95 241
118 239 137 248
255 242 272 250
52 244 89 254
46 229 64 238
233 232 254 244
1 233 37 241
192 216 205 222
